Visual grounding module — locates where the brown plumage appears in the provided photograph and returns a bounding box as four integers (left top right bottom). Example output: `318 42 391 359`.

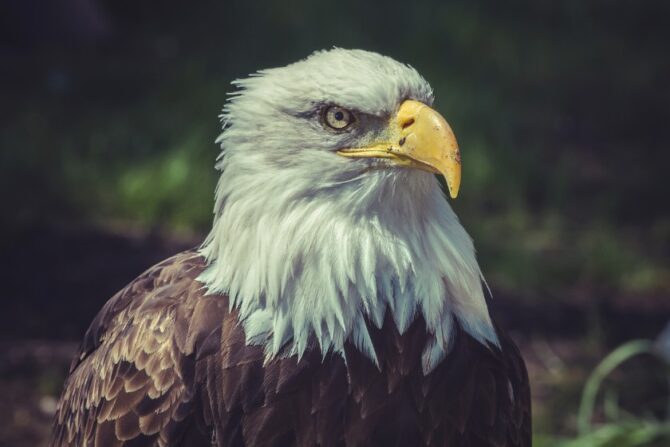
51 250 530 447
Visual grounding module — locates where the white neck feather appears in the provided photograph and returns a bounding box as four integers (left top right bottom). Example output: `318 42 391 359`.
199 161 498 373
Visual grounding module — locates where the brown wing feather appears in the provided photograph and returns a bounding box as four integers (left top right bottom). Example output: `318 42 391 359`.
50 251 217 447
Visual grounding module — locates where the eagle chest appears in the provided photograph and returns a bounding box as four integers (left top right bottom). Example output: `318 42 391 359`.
49 253 528 447
198 313 520 447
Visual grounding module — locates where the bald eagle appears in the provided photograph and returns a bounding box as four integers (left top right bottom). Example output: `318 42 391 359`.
51 49 530 447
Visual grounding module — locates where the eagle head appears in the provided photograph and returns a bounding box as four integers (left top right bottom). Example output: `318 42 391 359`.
199 49 498 373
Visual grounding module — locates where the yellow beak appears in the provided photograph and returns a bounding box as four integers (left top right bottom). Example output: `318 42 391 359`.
337 100 462 198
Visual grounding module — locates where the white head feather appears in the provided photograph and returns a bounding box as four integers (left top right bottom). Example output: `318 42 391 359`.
199 49 498 373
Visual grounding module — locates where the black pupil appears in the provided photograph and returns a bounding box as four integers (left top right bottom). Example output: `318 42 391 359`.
334 111 344 121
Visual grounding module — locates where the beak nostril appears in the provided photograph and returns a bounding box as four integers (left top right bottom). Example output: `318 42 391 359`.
400 118 415 130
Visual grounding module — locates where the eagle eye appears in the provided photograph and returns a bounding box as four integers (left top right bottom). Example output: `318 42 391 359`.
323 106 355 130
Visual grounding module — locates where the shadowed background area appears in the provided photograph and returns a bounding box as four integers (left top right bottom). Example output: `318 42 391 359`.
0 0 668 445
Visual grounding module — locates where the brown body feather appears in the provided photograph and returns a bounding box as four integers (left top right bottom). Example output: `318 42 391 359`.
51 251 531 447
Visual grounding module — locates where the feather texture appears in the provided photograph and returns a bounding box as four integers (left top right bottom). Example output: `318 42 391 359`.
51 251 531 447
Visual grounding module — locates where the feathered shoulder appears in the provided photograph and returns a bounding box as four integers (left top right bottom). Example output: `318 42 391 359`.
51 250 229 446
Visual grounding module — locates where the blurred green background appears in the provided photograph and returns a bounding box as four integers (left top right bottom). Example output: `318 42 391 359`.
1 0 669 446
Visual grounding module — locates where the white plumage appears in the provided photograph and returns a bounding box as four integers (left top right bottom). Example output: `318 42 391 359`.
199 48 498 373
